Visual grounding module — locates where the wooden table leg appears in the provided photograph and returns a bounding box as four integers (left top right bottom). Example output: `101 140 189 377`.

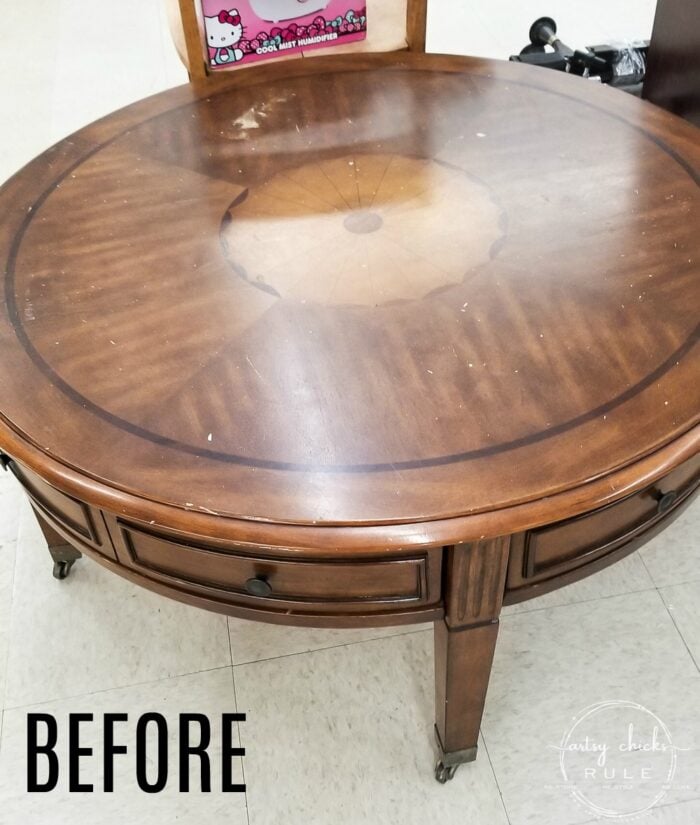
433 537 509 782
32 507 82 580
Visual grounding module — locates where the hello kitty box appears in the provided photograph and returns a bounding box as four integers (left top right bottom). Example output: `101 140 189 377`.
201 1 367 70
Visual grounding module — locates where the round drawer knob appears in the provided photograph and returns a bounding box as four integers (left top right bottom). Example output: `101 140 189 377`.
655 490 678 515
244 576 272 597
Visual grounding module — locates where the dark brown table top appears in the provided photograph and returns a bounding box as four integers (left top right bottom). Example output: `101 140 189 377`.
0 53 698 536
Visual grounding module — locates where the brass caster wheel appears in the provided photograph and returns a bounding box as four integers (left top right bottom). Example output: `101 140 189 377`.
435 760 458 783
52 559 75 580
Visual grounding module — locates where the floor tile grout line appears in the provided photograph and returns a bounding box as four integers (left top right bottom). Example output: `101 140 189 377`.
657 588 700 675
227 620 251 825
224 617 235 669
231 625 433 670
501 583 660 620
577 792 700 825
229 584 667 670
637 550 660 590
638 551 700 675
637 546 700 590
479 730 513 825
1 663 234 713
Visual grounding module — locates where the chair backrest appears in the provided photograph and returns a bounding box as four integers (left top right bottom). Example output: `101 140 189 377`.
169 0 428 79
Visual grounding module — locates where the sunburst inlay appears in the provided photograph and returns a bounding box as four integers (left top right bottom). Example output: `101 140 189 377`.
220 153 505 307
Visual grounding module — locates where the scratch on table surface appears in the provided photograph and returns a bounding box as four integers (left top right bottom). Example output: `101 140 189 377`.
389 462 406 484
246 355 265 382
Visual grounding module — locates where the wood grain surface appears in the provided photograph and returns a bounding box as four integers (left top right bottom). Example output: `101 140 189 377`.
0 53 698 540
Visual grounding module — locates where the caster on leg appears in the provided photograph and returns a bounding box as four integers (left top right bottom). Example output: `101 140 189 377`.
32 508 83 581
433 725 477 784
47 543 82 582
53 559 77 580
435 760 458 783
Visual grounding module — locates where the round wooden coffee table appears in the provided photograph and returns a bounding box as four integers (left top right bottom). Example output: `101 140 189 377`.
0 53 698 782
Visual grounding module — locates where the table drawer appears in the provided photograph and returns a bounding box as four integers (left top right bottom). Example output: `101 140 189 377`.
107 518 442 615
507 453 700 590
8 459 114 557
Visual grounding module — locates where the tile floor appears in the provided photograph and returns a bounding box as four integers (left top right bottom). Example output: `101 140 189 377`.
1 1 697 824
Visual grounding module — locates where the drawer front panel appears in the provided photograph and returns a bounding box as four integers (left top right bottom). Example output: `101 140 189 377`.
10 461 113 556
508 454 700 590
108 519 441 614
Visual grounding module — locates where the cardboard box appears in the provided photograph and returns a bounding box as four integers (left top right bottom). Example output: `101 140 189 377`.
201 1 367 69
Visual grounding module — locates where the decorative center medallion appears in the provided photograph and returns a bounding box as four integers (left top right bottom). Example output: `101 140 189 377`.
343 210 384 234
220 153 506 307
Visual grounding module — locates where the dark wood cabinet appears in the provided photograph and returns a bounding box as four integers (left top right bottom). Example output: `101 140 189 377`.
644 0 700 125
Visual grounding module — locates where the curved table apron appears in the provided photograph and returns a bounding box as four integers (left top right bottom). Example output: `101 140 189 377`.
0 53 698 782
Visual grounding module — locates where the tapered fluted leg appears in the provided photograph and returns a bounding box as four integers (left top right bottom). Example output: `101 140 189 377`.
433 537 509 782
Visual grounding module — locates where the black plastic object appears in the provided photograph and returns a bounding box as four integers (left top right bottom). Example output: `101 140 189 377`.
529 17 558 48
511 16 649 95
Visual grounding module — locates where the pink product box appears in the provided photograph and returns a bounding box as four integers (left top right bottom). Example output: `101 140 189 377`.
201 0 367 69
